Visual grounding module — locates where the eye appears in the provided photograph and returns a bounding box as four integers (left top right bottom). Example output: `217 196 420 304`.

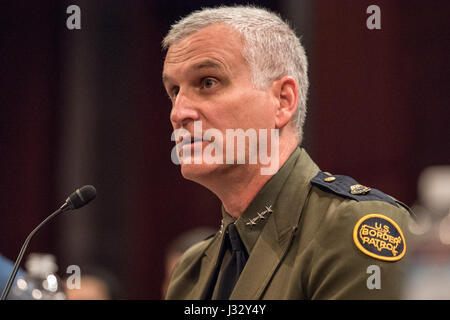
202 78 217 89
170 86 180 98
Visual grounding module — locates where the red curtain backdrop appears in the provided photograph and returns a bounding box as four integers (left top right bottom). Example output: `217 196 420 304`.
0 1 61 259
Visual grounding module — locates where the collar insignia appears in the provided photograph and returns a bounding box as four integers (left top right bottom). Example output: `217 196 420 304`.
219 219 224 234
246 205 273 227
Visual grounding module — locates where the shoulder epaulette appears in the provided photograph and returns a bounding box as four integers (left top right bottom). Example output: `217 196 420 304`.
311 171 399 208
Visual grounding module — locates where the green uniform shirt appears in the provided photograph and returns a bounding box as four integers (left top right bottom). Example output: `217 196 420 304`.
166 147 413 299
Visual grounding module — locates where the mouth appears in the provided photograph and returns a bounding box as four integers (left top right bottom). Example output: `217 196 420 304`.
177 136 210 150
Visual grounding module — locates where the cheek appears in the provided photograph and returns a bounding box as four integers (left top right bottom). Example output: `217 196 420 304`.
231 92 275 129
204 87 275 130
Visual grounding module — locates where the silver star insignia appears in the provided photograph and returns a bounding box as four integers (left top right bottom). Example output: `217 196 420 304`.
219 219 224 234
257 211 267 220
245 204 273 227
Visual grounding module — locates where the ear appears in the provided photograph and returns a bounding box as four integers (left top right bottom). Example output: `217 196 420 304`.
272 76 299 129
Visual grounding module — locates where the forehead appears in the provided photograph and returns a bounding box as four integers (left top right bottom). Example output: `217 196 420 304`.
163 24 248 77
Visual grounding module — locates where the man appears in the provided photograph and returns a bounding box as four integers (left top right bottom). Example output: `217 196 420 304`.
162 6 413 299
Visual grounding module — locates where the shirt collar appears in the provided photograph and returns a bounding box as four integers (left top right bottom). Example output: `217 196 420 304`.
221 147 302 254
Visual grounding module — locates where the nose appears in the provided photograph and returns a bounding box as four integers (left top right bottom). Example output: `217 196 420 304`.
170 91 199 128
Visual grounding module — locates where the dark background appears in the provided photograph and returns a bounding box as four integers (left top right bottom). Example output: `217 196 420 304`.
0 0 448 299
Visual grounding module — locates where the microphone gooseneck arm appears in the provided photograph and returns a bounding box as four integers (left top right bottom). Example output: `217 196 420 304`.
0 185 96 300
0 205 69 300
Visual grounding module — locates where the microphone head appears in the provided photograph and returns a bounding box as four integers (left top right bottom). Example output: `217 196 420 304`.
66 185 97 210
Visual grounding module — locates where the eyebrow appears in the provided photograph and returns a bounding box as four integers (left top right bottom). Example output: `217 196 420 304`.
162 59 226 85
191 60 225 72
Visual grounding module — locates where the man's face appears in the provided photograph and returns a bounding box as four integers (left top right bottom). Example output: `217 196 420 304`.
163 24 277 181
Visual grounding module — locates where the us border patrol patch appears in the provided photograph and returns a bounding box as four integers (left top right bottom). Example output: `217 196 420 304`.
353 214 406 262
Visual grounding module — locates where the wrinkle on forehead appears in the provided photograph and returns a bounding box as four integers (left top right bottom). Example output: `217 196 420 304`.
163 24 249 77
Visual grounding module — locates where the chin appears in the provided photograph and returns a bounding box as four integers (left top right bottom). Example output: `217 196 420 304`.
180 162 217 181
180 161 233 185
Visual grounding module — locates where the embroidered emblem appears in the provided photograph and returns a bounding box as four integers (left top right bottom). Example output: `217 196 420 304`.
350 184 371 195
353 214 406 262
246 205 272 227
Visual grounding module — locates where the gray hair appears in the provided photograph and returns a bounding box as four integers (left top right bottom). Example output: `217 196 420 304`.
162 6 309 139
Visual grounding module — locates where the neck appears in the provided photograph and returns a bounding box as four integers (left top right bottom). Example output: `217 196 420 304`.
220 167 270 218
206 140 297 218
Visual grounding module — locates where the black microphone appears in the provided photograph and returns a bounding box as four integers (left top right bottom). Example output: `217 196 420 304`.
0 185 96 300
